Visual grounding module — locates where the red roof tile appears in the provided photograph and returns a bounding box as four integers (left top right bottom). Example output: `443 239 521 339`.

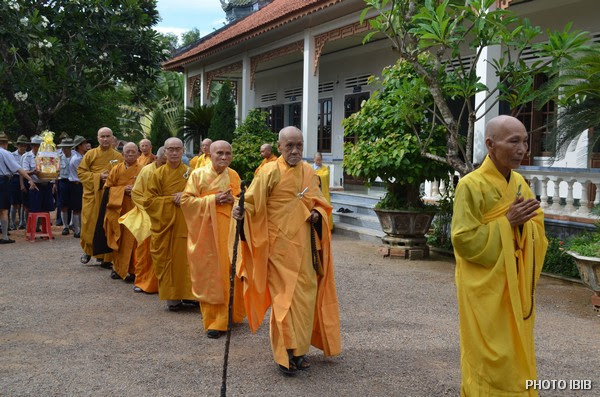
163 0 344 71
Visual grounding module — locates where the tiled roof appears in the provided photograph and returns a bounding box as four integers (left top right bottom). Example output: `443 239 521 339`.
163 0 344 71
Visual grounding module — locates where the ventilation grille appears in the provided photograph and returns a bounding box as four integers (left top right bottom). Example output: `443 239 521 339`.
319 81 334 93
260 92 277 103
344 74 370 89
447 53 476 73
591 31 600 44
284 87 303 100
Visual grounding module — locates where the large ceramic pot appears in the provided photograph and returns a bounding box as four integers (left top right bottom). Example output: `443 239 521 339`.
567 251 600 311
374 208 435 238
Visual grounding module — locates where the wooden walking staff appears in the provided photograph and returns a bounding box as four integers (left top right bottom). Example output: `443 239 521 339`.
220 181 246 397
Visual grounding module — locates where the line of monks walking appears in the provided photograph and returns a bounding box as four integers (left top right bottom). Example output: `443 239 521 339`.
76 126 341 376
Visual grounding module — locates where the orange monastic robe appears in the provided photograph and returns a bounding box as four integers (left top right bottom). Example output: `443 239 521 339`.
103 161 141 279
190 153 211 170
254 154 278 176
181 165 245 331
238 157 341 368
143 162 194 301
78 147 122 259
137 152 156 167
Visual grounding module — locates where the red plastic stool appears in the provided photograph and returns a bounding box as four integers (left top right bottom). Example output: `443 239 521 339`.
26 212 54 241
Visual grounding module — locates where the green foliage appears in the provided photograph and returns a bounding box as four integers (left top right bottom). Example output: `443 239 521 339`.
0 0 170 135
543 237 580 279
208 82 236 143
182 104 214 153
565 207 600 258
426 180 455 250
231 109 278 184
361 0 590 176
181 28 202 47
342 59 452 209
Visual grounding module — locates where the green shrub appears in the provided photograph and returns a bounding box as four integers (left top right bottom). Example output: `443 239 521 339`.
543 237 580 279
208 82 236 143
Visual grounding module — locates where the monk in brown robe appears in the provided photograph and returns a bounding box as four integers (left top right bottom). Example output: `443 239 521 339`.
119 147 165 294
190 138 212 169
233 126 341 376
103 142 141 282
78 127 122 266
144 138 195 311
181 140 245 338
137 138 156 166
254 143 278 176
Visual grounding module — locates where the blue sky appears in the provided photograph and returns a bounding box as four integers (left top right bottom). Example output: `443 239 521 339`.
155 0 227 43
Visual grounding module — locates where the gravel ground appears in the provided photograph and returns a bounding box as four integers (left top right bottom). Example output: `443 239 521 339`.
0 226 598 396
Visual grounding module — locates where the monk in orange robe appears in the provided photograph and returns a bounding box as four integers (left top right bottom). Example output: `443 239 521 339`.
120 147 165 294
77 127 122 266
233 126 341 376
137 138 156 166
103 142 141 281
144 138 195 311
181 140 245 338
190 138 212 169
254 143 278 176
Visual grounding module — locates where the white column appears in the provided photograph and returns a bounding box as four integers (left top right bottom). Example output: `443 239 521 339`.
199 68 206 106
241 54 255 121
540 177 549 209
564 179 576 214
473 44 501 164
302 29 319 159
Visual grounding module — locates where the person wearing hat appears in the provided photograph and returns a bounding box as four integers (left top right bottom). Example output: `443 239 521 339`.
21 135 55 218
9 135 29 230
0 132 37 244
69 135 89 238
56 137 74 235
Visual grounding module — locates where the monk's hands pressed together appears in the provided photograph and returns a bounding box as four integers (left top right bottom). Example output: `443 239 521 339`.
309 209 320 224
172 192 182 206
232 205 244 221
215 188 234 205
124 185 133 195
506 196 540 227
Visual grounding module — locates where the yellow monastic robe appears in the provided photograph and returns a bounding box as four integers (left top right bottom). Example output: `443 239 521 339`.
119 162 159 293
451 155 547 397
237 157 341 368
78 147 123 259
137 152 156 167
103 161 141 279
314 164 334 229
254 154 278 176
190 153 211 170
143 162 194 301
181 165 245 331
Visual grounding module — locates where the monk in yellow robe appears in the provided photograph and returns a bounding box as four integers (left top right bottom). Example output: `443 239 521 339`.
120 147 166 294
181 140 245 338
103 142 141 281
233 126 341 376
144 138 195 311
77 127 122 266
313 152 333 229
189 138 212 169
137 138 156 166
451 116 547 397
254 143 278 176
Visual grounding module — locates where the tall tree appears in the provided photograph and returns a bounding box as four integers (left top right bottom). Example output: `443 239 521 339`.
207 82 236 143
181 28 202 47
0 0 170 136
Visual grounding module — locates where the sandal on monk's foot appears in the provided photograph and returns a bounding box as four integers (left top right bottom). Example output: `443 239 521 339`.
278 363 297 377
292 355 310 370
80 254 91 264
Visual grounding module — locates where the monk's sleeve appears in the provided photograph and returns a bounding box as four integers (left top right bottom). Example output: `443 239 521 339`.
180 171 214 217
143 171 176 232
78 151 102 193
130 169 146 209
451 180 504 267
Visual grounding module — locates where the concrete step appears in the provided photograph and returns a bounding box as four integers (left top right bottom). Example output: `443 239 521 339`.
332 211 381 230
333 222 384 244
329 191 384 242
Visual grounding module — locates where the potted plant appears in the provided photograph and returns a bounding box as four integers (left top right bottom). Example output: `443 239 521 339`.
566 207 600 310
342 59 451 257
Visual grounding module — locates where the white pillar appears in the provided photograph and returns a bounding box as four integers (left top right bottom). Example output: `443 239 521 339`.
302 29 319 159
241 54 255 121
473 44 501 164
199 68 206 106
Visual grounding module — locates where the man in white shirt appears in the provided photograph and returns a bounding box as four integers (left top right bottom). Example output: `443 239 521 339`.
69 135 88 238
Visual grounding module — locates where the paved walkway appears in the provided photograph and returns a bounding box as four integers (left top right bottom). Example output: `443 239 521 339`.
1 227 598 396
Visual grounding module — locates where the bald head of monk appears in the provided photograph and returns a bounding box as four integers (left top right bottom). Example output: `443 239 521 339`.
164 137 184 168
278 126 303 166
122 142 139 166
260 143 273 159
201 138 212 156
210 140 232 174
485 115 529 178
97 127 113 150
155 146 166 167
139 139 152 156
